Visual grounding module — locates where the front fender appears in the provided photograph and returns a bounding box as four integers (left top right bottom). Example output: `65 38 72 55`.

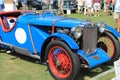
106 25 120 38
50 33 79 49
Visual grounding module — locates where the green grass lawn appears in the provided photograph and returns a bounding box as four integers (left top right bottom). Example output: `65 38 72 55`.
0 52 54 80
66 11 115 27
0 11 116 80
0 52 115 80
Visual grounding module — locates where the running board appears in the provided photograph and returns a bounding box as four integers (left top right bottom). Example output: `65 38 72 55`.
77 48 110 68
0 41 40 60
13 46 40 60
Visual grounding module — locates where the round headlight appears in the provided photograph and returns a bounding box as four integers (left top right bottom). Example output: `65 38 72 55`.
73 32 82 39
99 27 105 33
71 26 82 39
71 26 82 33
97 22 106 33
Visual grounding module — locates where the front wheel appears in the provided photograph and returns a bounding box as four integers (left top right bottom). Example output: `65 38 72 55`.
45 40 80 80
97 31 120 64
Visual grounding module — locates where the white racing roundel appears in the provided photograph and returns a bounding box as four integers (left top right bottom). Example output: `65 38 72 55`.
15 28 27 44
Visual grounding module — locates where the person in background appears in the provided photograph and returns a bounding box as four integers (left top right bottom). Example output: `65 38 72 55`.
102 0 107 12
0 0 5 11
49 0 55 10
106 0 111 16
76 0 84 14
53 0 58 9
112 0 120 32
21 0 27 10
86 0 93 16
13 0 22 10
13 0 18 10
101 0 104 10
58 0 64 15
93 0 101 17
47 0 50 9
84 0 87 15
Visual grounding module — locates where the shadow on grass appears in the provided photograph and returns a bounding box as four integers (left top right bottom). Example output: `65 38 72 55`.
7 52 44 65
76 64 113 80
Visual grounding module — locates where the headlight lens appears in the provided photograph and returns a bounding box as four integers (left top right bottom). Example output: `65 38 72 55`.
99 27 105 33
97 22 106 33
71 26 82 39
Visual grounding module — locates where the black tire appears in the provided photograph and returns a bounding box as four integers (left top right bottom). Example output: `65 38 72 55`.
45 40 80 80
97 31 120 64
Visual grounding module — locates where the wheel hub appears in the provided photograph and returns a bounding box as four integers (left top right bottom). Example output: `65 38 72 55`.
56 60 61 67
48 46 73 78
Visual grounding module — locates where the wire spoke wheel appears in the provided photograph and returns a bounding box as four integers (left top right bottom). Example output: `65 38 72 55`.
45 40 80 80
97 31 120 64
48 46 72 78
97 36 115 58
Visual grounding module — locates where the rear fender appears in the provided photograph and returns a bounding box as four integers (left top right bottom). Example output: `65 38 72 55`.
50 33 79 49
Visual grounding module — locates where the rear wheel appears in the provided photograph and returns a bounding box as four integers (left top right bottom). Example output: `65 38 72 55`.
45 40 80 80
97 31 120 64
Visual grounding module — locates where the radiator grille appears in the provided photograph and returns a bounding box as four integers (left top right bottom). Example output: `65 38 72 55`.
83 27 97 54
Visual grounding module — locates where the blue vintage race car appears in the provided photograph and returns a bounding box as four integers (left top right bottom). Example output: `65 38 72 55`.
0 10 120 80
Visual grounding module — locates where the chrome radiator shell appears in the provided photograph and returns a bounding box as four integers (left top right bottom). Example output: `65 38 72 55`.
83 27 97 54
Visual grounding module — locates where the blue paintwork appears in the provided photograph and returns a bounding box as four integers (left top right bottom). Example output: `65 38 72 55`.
0 23 35 53
77 48 111 68
29 25 49 53
0 11 118 68
50 33 79 49
27 12 86 28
